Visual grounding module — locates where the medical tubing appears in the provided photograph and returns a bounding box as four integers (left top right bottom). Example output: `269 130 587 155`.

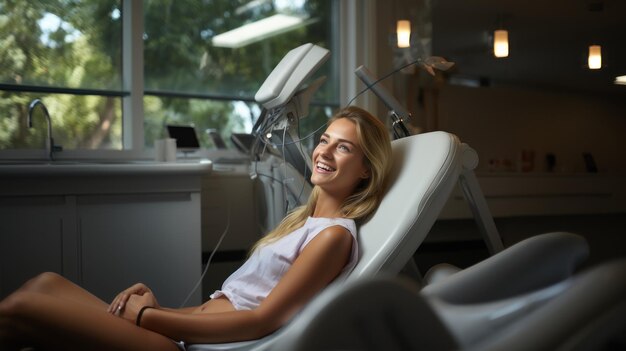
346 58 421 108
257 120 326 148
179 203 231 308
280 126 290 212
295 120 308 204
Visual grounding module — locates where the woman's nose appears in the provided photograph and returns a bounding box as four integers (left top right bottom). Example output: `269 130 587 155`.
318 144 332 159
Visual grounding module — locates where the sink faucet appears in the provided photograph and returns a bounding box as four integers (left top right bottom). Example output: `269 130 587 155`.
28 98 62 160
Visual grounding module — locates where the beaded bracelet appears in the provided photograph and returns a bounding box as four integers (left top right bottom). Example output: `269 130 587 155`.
136 306 154 326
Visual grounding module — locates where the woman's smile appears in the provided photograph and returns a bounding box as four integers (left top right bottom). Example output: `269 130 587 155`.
315 161 336 173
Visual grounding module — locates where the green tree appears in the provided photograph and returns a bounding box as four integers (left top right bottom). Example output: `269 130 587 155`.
0 0 337 151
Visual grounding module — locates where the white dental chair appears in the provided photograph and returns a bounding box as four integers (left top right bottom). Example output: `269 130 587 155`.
271 232 626 351
188 130 495 350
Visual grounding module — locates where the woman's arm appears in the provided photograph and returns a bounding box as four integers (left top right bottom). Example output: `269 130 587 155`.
134 226 354 343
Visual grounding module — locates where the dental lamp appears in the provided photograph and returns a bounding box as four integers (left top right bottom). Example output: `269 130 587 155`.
255 43 330 110
253 43 330 172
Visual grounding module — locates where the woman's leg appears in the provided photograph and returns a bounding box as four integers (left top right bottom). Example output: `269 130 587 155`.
14 272 107 309
0 273 180 351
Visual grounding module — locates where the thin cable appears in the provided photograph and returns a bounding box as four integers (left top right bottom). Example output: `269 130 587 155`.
257 121 326 148
280 126 289 213
346 59 421 108
295 118 308 204
179 203 231 308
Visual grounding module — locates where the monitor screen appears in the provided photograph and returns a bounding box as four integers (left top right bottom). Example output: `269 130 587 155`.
166 125 200 150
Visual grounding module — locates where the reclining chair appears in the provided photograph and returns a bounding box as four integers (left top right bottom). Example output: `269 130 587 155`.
188 43 504 350
270 232 626 351
189 130 499 350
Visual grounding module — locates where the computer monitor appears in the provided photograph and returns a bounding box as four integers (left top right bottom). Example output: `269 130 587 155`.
166 125 200 153
206 129 227 149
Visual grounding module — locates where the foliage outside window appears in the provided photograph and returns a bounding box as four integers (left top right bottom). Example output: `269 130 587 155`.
0 0 339 154
0 1 123 150
142 0 338 149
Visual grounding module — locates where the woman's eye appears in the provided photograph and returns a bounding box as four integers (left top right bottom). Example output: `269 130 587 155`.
338 144 350 152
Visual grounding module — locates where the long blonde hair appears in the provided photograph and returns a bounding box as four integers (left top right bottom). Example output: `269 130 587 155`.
251 106 392 252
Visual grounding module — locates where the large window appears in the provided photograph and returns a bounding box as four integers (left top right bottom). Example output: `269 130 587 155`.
0 0 339 154
0 1 123 151
142 0 339 149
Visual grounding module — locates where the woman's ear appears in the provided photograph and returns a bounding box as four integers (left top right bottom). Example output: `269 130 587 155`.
360 168 370 179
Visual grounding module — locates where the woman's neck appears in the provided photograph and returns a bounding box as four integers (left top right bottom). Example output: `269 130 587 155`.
312 190 347 218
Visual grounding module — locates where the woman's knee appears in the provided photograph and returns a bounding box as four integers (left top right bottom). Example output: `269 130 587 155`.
21 272 65 293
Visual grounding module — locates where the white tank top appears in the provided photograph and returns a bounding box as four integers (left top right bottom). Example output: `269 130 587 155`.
210 216 358 310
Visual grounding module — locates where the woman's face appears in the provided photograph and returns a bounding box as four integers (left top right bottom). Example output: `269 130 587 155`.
310 118 369 196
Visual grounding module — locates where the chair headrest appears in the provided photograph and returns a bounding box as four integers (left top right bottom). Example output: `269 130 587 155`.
349 131 470 279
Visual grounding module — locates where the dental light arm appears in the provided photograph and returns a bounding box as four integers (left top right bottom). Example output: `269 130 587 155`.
354 65 411 139
255 43 330 110
252 43 330 174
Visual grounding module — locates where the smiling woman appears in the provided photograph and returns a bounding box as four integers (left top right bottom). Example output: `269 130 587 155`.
0 105 393 349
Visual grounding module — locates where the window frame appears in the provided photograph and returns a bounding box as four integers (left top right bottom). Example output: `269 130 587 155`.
0 0 364 161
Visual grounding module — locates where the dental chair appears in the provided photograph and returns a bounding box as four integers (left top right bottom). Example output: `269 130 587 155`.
189 130 498 350
188 43 503 350
271 232 626 351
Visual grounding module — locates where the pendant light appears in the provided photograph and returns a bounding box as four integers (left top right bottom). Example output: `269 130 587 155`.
397 20 411 48
493 29 509 58
588 45 602 69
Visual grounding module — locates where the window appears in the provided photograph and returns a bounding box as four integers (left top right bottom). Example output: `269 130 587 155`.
142 0 339 149
0 0 339 155
0 0 124 151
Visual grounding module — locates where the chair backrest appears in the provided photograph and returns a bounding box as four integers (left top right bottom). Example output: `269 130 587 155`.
348 131 477 281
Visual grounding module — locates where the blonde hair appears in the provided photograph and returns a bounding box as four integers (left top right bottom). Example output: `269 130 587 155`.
251 106 392 252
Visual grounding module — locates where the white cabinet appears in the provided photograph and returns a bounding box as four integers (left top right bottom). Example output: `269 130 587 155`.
0 164 208 306
0 196 71 298
77 192 201 307
201 168 261 252
200 167 262 294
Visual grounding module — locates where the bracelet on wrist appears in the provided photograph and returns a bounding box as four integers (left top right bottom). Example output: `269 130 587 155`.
136 306 154 326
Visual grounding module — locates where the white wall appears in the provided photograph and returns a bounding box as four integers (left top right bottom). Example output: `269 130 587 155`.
437 84 626 173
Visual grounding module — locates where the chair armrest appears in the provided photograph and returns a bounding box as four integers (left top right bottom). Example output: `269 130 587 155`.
271 276 457 351
421 232 588 304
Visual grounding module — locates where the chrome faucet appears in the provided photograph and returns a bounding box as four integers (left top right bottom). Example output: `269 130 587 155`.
28 98 62 160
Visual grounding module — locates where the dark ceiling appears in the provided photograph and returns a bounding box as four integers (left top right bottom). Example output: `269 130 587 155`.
432 0 626 96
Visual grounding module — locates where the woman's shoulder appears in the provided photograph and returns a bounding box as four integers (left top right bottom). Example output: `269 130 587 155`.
306 216 355 230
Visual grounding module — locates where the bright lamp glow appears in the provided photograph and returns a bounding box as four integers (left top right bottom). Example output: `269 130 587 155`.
397 20 411 48
588 45 602 69
614 75 626 85
494 29 509 58
212 14 305 49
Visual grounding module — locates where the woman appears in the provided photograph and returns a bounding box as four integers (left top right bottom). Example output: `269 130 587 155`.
0 106 392 350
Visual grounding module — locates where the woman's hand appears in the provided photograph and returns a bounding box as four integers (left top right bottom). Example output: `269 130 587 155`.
108 283 159 314
118 293 158 324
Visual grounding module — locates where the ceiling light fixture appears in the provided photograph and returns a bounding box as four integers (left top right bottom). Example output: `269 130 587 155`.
212 14 306 49
397 20 411 48
588 45 602 69
493 29 509 58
